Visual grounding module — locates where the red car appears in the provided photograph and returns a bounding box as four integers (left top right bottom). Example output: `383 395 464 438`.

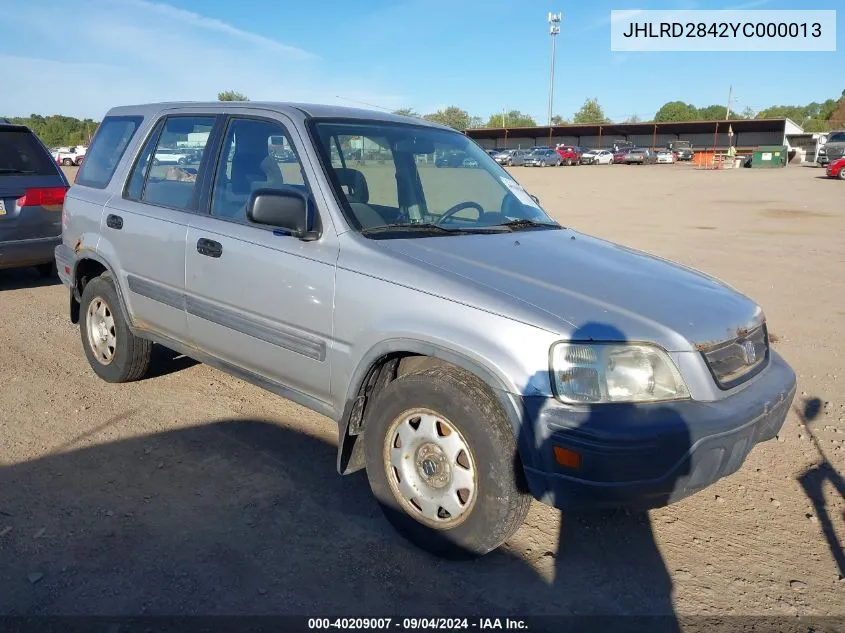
826 157 845 179
612 148 629 163
555 145 583 166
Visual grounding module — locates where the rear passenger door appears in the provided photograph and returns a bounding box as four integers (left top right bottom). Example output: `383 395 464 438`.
102 114 220 340
185 114 336 406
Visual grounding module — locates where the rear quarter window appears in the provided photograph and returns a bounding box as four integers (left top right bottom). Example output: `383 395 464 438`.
75 116 143 189
0 128 58 176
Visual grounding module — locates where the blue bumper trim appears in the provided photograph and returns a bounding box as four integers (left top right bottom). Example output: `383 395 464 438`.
520 351 797 510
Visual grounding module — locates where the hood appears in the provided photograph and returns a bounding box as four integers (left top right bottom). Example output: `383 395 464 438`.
376 229 762 352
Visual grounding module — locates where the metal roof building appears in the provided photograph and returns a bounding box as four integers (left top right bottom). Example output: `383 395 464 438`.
465 118 805 154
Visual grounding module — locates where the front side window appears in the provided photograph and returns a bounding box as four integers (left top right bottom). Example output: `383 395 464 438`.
76 116 141 188
211 117 308 223
312 121 558 237
141 116 215 211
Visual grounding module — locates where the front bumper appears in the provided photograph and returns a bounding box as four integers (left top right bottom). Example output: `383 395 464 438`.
0 236 60 271
520 351 797 511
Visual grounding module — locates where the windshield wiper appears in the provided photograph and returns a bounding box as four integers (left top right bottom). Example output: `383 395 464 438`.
361 222 466 235
0 168 36 175
497 219 561 231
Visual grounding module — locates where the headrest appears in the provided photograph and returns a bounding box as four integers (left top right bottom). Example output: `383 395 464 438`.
334 167 369 204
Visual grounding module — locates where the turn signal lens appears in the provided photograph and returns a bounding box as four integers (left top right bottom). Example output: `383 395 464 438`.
553 446 582 469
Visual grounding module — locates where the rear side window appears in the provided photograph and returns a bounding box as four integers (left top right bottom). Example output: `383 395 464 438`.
140 116 216 211
76 116 142 189
0 128 57 175
125 120 164 201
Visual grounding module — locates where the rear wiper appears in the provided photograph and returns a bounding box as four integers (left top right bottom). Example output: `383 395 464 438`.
0 168 36 174
497 219 561 231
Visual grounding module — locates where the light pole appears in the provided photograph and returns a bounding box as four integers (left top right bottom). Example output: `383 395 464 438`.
547 12 562 127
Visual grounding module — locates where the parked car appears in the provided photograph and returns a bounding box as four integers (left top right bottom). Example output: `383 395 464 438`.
495 149 532 166
555 145 582 166
666 140 694 161
612 147 631 163
656 150 676 164
818 130 845 166
52 145 87 166
0 119 69 275
580 149 614 165
435 150 469 167
524 149 562 167
152 148 190 166
825 156 845 179
624 148 658 165
57 102 796 558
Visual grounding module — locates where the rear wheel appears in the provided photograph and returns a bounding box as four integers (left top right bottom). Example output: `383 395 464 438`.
80 273 151 383
364 366 530 558
61 158 73 166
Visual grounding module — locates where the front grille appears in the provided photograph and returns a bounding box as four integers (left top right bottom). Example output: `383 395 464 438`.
701 324 769 390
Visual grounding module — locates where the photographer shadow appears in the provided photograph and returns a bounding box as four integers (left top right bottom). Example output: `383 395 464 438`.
516 322 690 630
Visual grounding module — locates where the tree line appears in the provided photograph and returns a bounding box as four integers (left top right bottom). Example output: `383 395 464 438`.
397 90 844 131
5 88 842 146
2 114 98 148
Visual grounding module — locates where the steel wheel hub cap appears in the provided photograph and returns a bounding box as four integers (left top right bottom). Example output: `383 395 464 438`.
384 409 477 529
86 296 116 366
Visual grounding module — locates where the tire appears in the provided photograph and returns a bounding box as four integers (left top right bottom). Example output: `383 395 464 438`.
62 158 73 166
35 262 55 278
839 169 845 180
565 158 572 166
79 273 151 383
364 366 531 559
177 157 186 166
507 159 513 166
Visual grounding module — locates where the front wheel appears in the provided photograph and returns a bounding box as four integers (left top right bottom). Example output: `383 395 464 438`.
62 158 73 166
364 366 530 558
838 169 845 180
80 273 152 383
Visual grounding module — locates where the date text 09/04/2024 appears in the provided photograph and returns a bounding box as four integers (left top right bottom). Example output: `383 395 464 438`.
307 618 528 630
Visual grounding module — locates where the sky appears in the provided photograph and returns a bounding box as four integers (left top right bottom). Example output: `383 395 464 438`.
0 0 841 123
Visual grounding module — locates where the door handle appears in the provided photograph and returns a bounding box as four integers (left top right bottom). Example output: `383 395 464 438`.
197 238 223 258
106 214 123 230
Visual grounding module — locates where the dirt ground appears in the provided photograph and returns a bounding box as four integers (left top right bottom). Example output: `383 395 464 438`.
0 163 843 620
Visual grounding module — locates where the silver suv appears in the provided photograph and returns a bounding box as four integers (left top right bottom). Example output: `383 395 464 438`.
56 102 796 558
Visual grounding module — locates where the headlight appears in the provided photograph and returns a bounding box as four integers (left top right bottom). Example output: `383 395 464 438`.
551 342 689 404
818 148 826 155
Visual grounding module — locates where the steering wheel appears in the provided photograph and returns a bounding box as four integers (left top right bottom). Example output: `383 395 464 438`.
436 201 485 226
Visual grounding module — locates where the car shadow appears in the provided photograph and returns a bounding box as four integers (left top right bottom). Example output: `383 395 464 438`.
144 344 200 379
795 397 845 579
1 422 682 625
0 267 61 291
0 323 692 627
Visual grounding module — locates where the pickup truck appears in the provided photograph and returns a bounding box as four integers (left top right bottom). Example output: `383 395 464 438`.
666 140 694 161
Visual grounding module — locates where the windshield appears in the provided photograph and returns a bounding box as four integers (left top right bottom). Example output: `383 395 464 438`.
312 120 558 237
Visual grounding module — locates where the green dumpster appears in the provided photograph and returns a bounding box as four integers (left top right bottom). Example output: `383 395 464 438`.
750 145 787 168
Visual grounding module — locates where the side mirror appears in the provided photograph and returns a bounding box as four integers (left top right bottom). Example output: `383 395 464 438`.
246 188 319 241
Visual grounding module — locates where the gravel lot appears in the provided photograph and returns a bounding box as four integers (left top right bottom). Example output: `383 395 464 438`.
0 163 842 619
